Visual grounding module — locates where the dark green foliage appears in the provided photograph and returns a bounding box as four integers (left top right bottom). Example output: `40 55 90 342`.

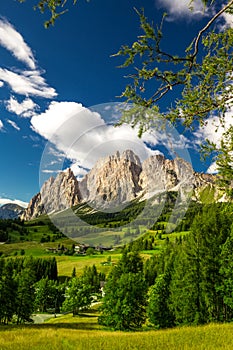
34 277 64 313
219 223 233 320
0 256 59 324
73 199 146 228
99 251 147 330
147 273 174 328
0 260 17 324
144 255 158 286
0 219 28 242
15 268 35 324
61 276 93 316
82 264 105 293
162 204 232 326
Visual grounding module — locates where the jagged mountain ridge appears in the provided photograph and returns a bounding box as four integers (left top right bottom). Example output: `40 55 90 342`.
22 150 217 220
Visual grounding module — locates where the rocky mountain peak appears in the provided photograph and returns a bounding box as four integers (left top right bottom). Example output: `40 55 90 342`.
79 149 142 208
22 168 82 220
0 203 25 220
22 149 219 220
139 154 194 197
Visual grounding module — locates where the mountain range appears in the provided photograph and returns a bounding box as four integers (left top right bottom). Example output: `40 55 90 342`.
0 203 24 220
21 150 223 221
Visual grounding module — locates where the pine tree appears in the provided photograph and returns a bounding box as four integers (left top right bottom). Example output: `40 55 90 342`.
169 204 232 325
147 272 174 328
15 268 36 324
169 243 206 325
219 223 233 321
0 260 17 324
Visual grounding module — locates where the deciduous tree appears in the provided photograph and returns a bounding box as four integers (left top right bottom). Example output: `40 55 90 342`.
99 251 147 330
62 276 92 316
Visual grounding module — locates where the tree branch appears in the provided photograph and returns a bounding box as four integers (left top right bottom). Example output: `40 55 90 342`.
191 0 233 59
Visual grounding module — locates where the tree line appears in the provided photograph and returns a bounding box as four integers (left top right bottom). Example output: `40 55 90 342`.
1 202 232 330
0 255 105 324
99 203 233 330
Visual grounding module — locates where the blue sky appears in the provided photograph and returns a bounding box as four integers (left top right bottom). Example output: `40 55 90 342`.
0 0 232 207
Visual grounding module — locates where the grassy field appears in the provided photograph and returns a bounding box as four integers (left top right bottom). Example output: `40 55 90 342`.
55 253 122 277
0 229 186 278
0 312 233 350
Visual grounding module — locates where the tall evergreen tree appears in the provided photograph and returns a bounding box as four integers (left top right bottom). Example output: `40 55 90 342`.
34 277 59 313
15 268 36 324
169 204 232 325
219 223 233 321
147 272 174 328
0 260 17 324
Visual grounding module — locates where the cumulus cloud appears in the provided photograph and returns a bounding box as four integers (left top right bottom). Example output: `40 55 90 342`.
194 108 233 147
0 68 57 98
221 12 233 29
0 18 36 69
7 119 20 131
0 198 28 208
32 101 190 179
6 96 38 117
156 0 206 19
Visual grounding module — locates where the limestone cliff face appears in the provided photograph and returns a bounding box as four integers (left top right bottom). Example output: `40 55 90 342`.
22 150 219 220
22 193 42 221
139 155 194 197
79 150 142 208
22 169 81 220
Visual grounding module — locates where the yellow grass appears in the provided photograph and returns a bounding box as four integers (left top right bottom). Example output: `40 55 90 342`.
56 253 121 277
1 318 233 350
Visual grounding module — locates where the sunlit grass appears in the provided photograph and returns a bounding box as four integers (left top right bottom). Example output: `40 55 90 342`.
56 253 121 277
1 321 233 350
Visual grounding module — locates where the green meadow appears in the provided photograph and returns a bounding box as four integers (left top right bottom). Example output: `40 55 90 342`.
0 312 233 350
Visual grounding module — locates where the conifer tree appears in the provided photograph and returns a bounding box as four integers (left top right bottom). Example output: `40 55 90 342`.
15 268 36 324
147 272 174 328
219 223 233 321
0 260 17 324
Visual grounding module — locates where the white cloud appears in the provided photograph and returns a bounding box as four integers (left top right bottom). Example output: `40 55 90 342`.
42 169 62 174
0 68 57 98
0 198 28 208
0 18 36 69
69 163 89 178
221 12 233 29
206 161 218 174
194 108 233 147
6 96 38 117
0 20 56 101
32 101 190 177
0 119 3 130
7 119 20 131
156 0 206 18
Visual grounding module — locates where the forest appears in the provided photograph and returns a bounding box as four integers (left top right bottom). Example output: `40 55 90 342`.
0 202 232 331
